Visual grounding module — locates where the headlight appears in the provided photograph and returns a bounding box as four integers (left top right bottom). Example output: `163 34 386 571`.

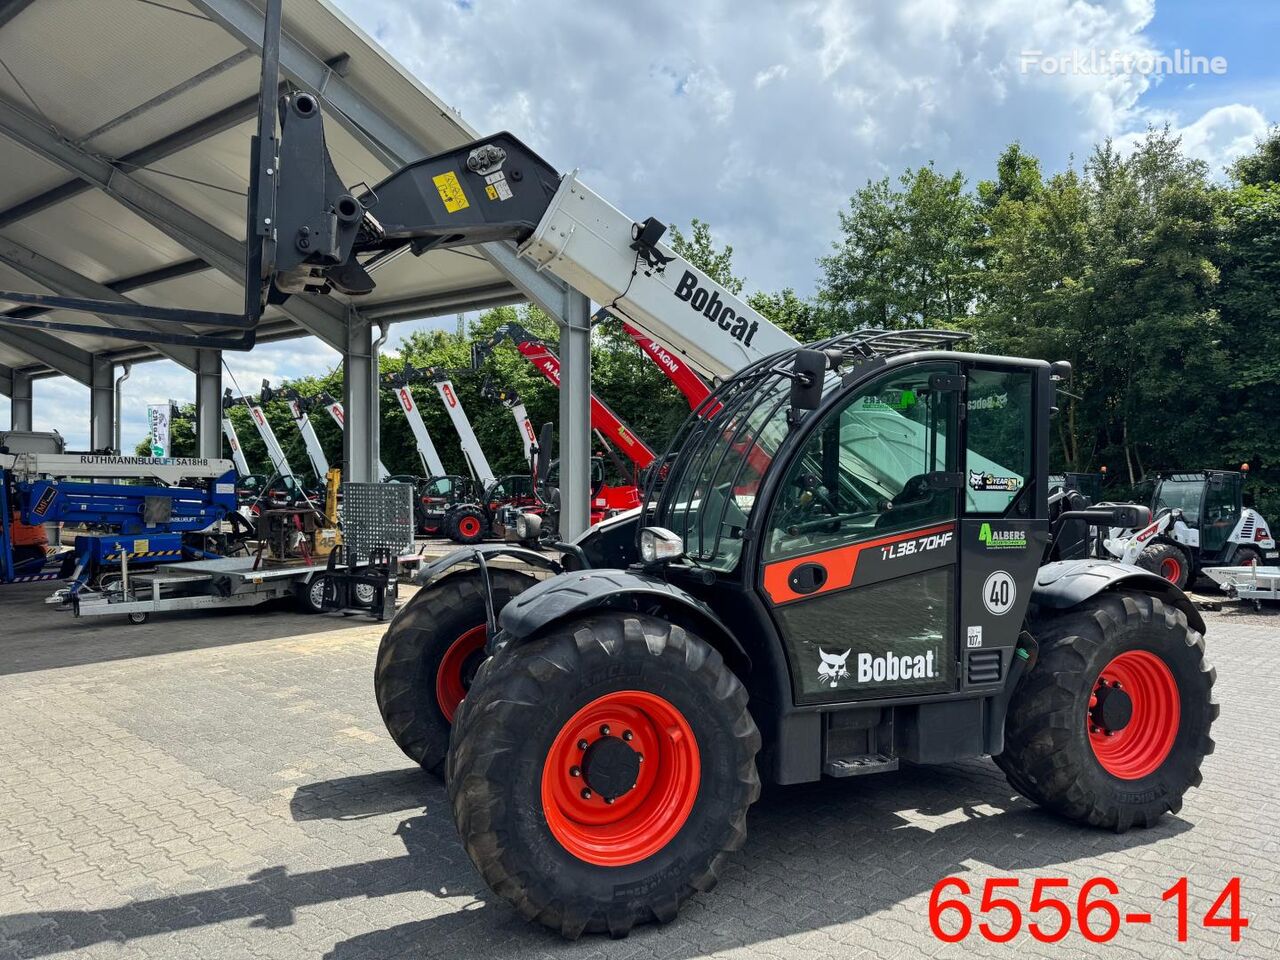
517 513 541 541
639 526 684 564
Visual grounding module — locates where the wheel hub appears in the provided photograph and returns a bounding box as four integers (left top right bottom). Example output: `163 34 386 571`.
1089 680 1133 734
580 735 641 801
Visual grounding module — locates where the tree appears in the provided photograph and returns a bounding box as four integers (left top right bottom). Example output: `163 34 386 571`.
1230 126 1280 187
819 164 980 330
747 287 826 341
667 218 744 294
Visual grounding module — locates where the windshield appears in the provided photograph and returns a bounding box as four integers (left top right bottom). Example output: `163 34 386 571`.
1154 480 1204 524
656 369 792 572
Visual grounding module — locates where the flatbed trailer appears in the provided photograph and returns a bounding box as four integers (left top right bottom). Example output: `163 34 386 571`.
69 553 413 624
1203 565 1280 608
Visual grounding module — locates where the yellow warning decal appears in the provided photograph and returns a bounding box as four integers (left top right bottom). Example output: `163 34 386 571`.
133 539 149 553
432 171 470 213
485 184 498 201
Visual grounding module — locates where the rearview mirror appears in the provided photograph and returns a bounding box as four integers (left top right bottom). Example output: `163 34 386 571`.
790 349 827 411
1109 504 1151 529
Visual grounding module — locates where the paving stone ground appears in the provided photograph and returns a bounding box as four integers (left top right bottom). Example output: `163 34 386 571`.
0 580 1276 959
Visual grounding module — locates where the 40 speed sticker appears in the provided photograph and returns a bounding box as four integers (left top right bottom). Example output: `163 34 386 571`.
983 570 1017 616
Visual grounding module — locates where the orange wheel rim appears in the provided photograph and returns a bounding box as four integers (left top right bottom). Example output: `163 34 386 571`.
541 690 699 867
1089 650 1180 780
435 625 486 723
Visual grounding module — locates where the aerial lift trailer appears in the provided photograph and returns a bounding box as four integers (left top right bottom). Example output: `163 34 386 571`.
0 1 1219 939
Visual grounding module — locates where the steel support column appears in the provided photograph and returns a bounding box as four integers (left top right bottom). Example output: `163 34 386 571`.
89 356 114 452
558 288 593 539
10 370 31 430
342 314 379 484
195 349 222 460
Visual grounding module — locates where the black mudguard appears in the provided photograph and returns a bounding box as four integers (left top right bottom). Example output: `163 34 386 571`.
1031 559 1206 634
498 569 752 672
417 544 561 586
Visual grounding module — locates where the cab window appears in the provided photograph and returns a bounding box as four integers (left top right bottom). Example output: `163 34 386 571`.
765 364 958 562
963 368 1033 515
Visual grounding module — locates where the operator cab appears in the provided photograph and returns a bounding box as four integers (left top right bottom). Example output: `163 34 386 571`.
648 329 1048 711
1152 472 1241 560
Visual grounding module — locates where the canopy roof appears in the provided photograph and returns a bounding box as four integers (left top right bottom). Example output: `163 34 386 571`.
0 0 523 382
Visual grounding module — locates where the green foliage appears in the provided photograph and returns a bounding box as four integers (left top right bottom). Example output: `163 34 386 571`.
818 163 981 330
667 218 745 294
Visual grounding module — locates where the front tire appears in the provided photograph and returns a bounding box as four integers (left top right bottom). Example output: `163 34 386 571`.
996 593 1216 832
373 568 535 775
448 613 761 939
448 506 487 545
1137 541 1190 589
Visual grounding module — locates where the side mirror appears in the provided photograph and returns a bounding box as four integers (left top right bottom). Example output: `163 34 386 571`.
790 349 827 412
1109 504 1151 529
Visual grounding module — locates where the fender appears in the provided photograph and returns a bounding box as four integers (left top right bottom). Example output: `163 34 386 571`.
417 544 562 586
498 569 752 673
1030 558 1206 634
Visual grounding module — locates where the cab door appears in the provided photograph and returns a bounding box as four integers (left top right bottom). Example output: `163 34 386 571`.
758 364 961 705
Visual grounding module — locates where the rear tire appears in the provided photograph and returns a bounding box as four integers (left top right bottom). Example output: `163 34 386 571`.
996 593 1216 832
298 575 329 614
1137 541 1190 589
373 568 535 775
448 613 761 939
1233 545 1263 568
448 506 487 545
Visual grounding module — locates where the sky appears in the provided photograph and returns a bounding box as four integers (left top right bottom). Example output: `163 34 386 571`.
3 0 1274 450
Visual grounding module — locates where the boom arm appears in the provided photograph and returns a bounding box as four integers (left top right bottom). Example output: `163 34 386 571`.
265 110 799 381
312 391 391 480
386 364 496 487
608 313 712 410
482 380 537 465
382 374 448 477
473 323 656 468
263 382 329 481
226 388 294 479
219 397 252 476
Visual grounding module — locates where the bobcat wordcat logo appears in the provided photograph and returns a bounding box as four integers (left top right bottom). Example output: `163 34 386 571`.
978 523 1028 550
858 650 936 683
673 271 760 348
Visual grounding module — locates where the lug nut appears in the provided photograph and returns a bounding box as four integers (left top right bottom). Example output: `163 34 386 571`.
604 797 614 805
637 754 644 762
580 788 592 800
569 766 581 778
577 739 589 750
1090 725 1102 734
623 730 633 742
600 724 610 736
1113 682 1123 690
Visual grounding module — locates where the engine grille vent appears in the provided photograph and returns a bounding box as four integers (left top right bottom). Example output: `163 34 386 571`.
967 650 1002 685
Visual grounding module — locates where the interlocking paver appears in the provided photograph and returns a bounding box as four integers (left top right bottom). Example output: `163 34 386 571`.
0 580 1276 959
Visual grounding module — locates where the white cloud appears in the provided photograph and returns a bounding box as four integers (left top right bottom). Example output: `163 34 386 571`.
754 64 788 89
1164 103 1268 175
337 0 1248 294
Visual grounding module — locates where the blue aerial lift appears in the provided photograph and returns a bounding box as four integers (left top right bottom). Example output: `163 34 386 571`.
1 450 241 593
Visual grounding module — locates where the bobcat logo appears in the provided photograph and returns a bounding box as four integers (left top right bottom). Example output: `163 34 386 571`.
817 648 851 688
969 469 1021 492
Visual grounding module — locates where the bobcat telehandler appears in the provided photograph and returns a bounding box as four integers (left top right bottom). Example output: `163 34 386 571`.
0 1 1217 940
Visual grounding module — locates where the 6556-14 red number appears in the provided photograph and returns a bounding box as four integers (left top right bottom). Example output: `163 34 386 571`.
928 876 1247 944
